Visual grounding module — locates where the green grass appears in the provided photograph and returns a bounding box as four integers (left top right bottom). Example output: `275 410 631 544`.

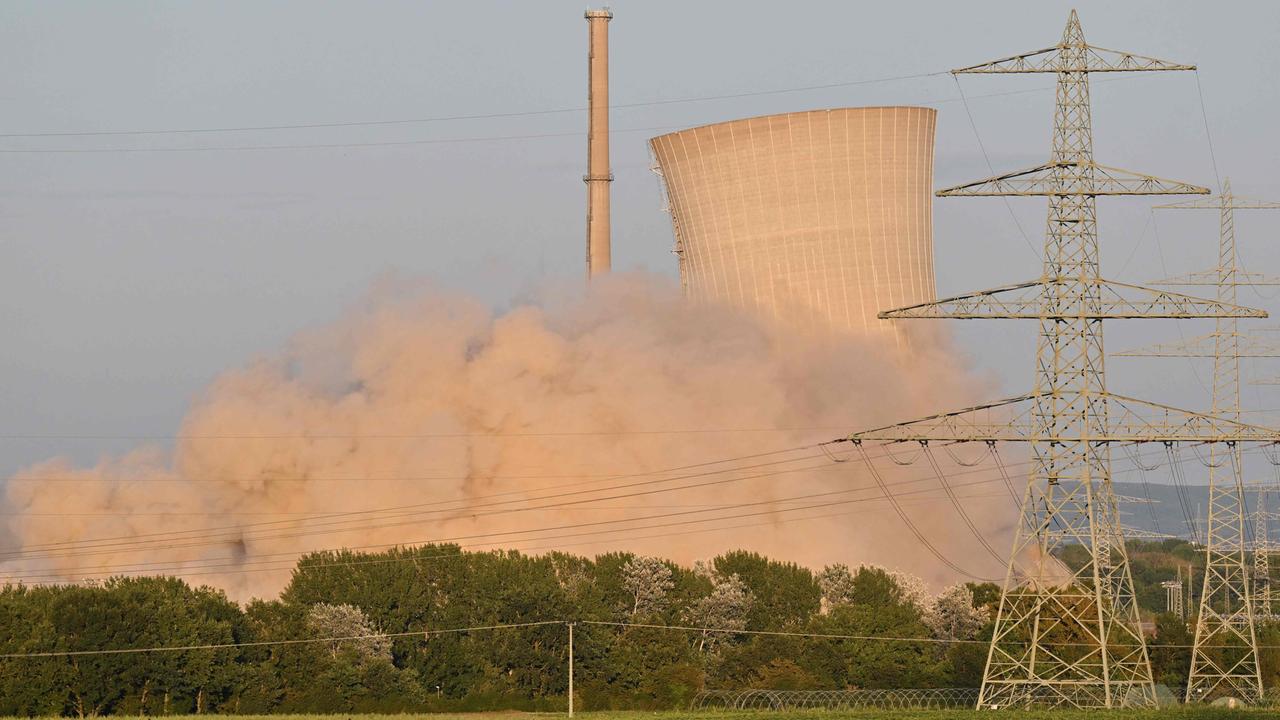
42 710 1272 720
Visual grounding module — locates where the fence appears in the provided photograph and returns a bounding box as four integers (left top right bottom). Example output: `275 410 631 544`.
691 688 980 711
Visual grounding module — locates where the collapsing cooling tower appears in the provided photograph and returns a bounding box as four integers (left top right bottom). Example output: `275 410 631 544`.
649 107 937 339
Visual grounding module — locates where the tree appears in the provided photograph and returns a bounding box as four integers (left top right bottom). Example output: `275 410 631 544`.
845 565 914 608
818 565 928 616
924 584 987 641
965 582 1001 611
0 585 74 717
817 564 856 611
803 603 935 689
0 546 1045 712
686 571 752 654
751 658 821 690
711 551 819 630
884 569 930 613
306 603 393 662
1148 612 1192 691
621 556 675 617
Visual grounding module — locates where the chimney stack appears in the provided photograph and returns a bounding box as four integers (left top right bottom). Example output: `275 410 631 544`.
584 8 612 278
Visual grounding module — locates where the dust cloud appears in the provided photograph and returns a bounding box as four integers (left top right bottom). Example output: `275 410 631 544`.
1 273 1014 601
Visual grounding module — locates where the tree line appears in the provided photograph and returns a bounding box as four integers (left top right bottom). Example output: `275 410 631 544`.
0 542 1275 716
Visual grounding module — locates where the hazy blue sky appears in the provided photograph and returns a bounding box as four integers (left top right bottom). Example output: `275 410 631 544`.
3 1 1279 477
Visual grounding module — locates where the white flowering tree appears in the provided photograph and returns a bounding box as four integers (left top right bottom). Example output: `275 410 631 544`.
923 583 988 640
686 571 753 653
884 568 931 613
305 602 392 663
817 564 856 611
621 555 676 617
819 563 931 614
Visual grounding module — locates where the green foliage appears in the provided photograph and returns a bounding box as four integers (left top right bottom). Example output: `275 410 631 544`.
711 551 820 630
846 566 907 607
1149 612 1192 691
749 658 821 690
0 577 241 716
5 544 1239 715
1055 539 1202 617
965 582 1001 610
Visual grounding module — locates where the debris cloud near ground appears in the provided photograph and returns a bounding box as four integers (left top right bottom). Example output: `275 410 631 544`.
2 273 1010 600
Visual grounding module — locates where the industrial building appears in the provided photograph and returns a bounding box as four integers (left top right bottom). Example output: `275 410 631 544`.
649 107 937 341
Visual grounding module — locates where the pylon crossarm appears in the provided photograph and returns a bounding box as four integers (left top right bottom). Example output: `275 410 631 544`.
936 162 1209 197
1115 330 1280 358
1113 495 1158 504
1150 268 1280 287
1108 392 1280 443
1115 331 1217 357
1155 197 1280 210
877 278 1266 320
1121 527 1175 540
953 45 1193 74
1098 280 1266 318
837 391 1280 444
837 394 1033 443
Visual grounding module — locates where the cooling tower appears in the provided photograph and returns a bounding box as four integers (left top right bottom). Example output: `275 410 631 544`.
649 107 937 340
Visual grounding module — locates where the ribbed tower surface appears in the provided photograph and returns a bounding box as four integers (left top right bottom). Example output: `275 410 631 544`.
650 107 937 341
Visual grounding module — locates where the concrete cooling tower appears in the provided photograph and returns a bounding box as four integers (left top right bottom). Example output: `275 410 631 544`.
649 107 937 341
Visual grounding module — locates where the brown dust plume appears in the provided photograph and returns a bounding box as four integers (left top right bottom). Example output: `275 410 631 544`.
2 273 1013 600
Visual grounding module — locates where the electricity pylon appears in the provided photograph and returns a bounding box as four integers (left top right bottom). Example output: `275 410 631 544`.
1115 180 1280 702
1164 575 1185 619
831 11 1277 709
1252 488 1274 620
1122 526 1174 540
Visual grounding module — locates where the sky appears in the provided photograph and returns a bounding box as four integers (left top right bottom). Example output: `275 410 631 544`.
3 0 1280 479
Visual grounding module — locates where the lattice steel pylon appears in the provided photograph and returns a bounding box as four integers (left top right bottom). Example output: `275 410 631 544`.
1115 180 1280 702
830 11 1279 709
1164 576 1185 618
1252 489 1273 621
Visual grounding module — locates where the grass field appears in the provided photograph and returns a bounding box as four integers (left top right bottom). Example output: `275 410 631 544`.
76 710 1277 720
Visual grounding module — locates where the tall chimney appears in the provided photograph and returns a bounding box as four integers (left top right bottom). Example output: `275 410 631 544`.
584 8 612 278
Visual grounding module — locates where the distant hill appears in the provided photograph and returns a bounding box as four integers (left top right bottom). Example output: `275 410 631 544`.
1112 481 1276 541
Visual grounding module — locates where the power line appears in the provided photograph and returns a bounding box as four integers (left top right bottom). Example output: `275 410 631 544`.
1150 211 1213 398
0 495 1018 518
856 444 995 581
0 620 562 659
0 445 830 558
0 75 1143 156
0 425 858 441
4 437 984 555
580 620 987 646
1115 209 1156 279
0 71 947 139
579 620 1280 651
2 483 1015 584
0 451 1017 580
1193 71 1223 195
0 614 1260 659
10 437 1252 585
5 435 1237 484
0 437 1238 581
1 485 1003 585
0 125 677 155
952 75 1039 260
0 457 919 568
0 437 1242 564
922 445 1007 565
